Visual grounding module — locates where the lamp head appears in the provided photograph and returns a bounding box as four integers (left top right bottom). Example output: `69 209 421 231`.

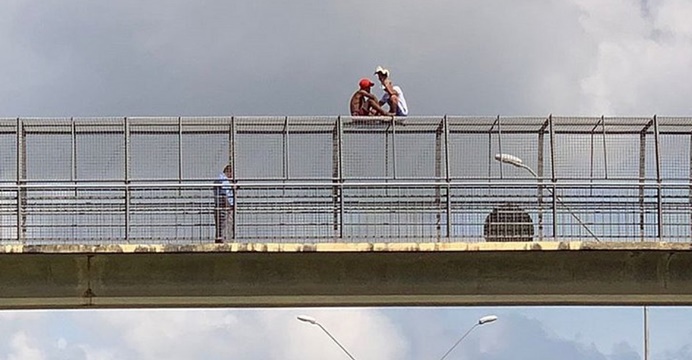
494 153 524 168
297 315 318 325
478 315 498 325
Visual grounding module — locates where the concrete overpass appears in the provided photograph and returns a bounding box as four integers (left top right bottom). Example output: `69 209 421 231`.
2 241 691 309
2 116 692 309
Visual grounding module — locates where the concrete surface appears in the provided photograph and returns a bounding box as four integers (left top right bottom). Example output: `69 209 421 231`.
0 241 691 309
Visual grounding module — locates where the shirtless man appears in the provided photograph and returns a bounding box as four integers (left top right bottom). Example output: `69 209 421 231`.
374 66 409 116
349 78 389 116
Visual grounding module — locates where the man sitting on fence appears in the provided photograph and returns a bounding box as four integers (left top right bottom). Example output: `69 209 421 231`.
350 78 389 116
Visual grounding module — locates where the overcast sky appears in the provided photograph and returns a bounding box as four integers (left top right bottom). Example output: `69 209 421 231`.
2 0 692 359
2 0 692 117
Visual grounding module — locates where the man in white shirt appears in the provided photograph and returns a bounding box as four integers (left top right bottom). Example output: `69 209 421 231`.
214 165 235 243
374 66 409 116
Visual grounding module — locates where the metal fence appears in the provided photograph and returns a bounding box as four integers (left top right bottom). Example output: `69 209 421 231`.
0 116 690 244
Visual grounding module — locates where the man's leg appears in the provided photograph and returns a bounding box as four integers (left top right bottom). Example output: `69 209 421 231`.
224 209 235 241
216 209 227 243
388 95 399 115
366 99 389 116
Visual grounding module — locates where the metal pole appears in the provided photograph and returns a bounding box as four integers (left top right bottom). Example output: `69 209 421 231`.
438 324 479 360
435 117 442 239
176 117 183 240
15 117 24 242
178 116 183 183
537 118 549 241
444 115 452 238
644 306 649 360
71 117 77 182
640 125 648 241
497 115 503 179
333 116 343 238
653 115 663 239
71 117 77 240
283 116 289 180
601 115 608 179
124 117 130 242
517 164 600 242
316 323 357 360
230 116 237 240
391 117 397 179
549 114 557 239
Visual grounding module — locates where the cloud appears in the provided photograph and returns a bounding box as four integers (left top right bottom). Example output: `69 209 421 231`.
577 0 692 115
2 0 692 117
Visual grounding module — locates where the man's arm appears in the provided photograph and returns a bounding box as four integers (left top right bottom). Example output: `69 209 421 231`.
359 90 378 101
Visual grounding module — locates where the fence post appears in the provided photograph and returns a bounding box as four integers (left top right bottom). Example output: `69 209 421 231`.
653 115 663 240
639 119 652 241
548 114 557 239
16 117 26 243
124 117 130 243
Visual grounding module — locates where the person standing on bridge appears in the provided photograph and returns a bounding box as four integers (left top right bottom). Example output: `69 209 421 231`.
374 66 408 116
214 164 235 243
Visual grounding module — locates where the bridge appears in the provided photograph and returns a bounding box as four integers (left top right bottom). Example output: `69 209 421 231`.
0 115 691 308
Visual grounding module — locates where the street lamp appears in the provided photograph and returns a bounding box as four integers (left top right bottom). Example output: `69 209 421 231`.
297 315 357 360
437 315 498 360
494 153 601 242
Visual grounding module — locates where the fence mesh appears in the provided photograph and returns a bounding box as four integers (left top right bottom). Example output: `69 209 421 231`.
0 116 690 244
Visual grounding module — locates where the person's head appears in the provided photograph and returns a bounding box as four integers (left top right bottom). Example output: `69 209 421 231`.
358 78 374 92
374 66 389 82
223 164 233 177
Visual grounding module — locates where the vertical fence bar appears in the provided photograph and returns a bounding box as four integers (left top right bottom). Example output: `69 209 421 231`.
71 117 77 182
601 115 608 179
124 117 130 242
444 116 452 238
332 117 342 238
283 116 289 180
590 120 595 180
434 118 443 239
488 117 498 178
537 118 549 241
653 115 663 239
497 115 503 179
338 116 344 239
392 119 397 179
15 118 24 242
639 120 650 241
230 116 236 240
176 116 183 240
71 117 77 240
178 116 183 182
689 131 692 239
549 115 557 239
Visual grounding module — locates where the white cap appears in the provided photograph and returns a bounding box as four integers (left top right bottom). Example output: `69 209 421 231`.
374 65 390 77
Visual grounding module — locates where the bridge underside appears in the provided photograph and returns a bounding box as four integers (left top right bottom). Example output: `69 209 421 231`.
1 242 691 309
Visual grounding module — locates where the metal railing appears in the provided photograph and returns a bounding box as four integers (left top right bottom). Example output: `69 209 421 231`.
0 181 689 244
0 116 691 244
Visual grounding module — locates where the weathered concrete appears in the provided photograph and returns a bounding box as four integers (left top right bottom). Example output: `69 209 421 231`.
0 241 691 309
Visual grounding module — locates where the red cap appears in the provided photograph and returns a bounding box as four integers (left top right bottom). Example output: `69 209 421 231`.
359 78 375 89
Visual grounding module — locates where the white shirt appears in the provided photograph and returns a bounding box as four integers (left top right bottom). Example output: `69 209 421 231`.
381 85 409 116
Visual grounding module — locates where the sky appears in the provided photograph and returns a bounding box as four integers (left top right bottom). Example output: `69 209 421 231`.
2 0 692 359
1 307 692 360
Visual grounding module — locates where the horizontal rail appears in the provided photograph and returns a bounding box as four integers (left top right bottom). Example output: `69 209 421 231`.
0 182 689 244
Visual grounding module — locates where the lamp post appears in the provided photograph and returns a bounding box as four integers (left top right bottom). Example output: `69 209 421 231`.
644 306 649 360
297 315 357 360
437 315 498 360
494 153 601 242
